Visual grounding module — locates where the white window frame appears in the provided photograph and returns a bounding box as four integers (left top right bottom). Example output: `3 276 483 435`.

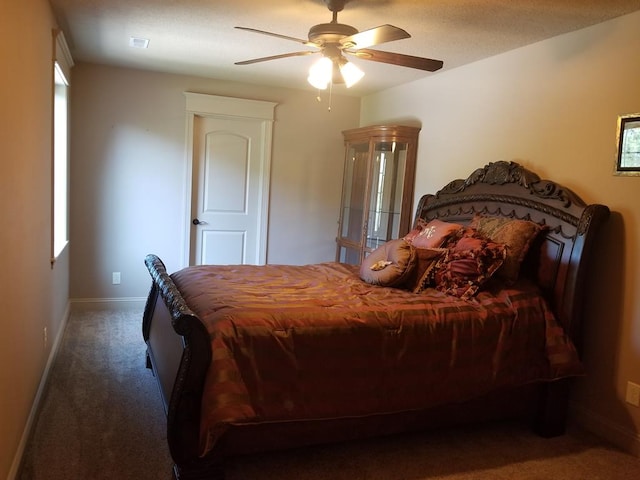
51 30 73 265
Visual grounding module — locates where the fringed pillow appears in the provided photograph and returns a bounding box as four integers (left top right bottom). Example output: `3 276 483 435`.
434 232 507 300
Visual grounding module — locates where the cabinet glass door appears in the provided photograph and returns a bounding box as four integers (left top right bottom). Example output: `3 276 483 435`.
366 141 408 250
340 142 369 243
337 244 361 264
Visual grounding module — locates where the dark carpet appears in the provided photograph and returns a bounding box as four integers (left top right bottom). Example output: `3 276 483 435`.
18 307 173 480
18 308 640 479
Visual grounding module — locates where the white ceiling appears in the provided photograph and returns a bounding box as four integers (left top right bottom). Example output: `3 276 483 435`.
49 0 640 97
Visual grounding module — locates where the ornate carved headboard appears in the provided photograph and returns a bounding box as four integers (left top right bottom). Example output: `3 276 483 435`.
415 161 610 351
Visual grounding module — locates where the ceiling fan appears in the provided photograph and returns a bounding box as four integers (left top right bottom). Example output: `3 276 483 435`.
234 0 443 89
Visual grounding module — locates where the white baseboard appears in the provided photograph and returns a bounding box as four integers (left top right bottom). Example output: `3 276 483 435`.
7 302 71 480
70 297 147 311
570 401 640 457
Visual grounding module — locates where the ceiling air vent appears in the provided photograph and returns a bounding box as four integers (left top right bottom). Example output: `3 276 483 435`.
129 37 150 49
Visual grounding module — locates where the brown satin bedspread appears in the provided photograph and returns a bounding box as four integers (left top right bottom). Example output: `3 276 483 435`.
170 262 583 457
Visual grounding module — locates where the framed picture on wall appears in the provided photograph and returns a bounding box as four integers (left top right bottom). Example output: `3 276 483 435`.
615 113 640 176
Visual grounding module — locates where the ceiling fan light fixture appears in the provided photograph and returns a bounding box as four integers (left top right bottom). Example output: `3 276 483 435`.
307 56 333 90
236 0 444 93
339 60 364 88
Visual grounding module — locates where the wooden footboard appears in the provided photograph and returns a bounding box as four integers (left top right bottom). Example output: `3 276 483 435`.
142 254 217 477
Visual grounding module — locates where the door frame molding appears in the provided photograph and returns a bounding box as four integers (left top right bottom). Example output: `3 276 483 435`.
182 92 277 267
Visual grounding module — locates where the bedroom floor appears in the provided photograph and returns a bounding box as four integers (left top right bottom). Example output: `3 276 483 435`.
18 307 640 480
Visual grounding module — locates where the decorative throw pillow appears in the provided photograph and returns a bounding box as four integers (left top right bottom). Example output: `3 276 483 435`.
359 239 417 287
403 218 427 243
407 248 447 293
404 218 463 249
433 234 507 300
469 215 546 283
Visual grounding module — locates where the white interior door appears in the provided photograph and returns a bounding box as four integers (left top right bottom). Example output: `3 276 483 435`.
184 93 276 266
192 116 262 265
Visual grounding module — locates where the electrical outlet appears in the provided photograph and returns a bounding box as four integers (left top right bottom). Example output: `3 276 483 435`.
112 272 121 285
43 327 48 349
626 381 640 407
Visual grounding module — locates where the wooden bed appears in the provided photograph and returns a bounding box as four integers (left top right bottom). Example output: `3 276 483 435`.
142 161 609 480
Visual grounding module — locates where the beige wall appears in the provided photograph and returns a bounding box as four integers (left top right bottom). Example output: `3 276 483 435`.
0 1 71 478
69 65 361 299
361 10 640 455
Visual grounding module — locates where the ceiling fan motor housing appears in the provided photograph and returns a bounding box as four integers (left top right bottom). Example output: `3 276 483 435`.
308 23 358 45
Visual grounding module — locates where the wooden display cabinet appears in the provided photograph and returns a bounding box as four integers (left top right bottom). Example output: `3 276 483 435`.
336 125 420 264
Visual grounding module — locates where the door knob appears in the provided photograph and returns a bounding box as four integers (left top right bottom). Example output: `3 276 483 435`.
192 218 204 225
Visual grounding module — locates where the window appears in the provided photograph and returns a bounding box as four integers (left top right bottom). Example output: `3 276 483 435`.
52 63 69 259
52 30 73 264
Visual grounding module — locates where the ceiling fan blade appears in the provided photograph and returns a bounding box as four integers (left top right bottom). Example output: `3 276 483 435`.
340 24 410 49
235 51 318 65
235 26 316 47
347 48 444 72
